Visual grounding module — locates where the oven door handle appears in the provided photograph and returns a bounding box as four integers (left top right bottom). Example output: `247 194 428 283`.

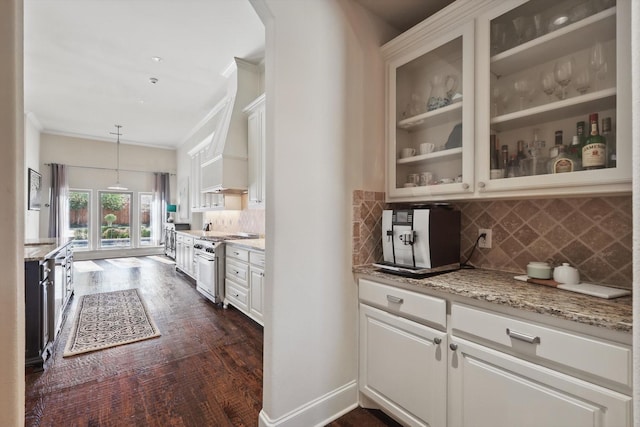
195 253 215 262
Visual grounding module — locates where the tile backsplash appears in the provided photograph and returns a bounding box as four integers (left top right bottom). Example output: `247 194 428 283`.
352 191 632 289
204 209 265 236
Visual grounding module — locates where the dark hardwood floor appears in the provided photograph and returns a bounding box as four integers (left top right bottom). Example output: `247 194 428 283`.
25 256 400 427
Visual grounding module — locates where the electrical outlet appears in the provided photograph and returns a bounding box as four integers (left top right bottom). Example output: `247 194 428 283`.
478 228 492 249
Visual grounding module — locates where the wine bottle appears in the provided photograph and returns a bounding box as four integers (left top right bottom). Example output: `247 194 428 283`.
602 117 616 168
582 113 606 170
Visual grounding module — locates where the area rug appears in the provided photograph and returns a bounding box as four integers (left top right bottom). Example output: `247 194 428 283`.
73 260 104 273
63 288 160 357
147 255 175 265
105 257 145 268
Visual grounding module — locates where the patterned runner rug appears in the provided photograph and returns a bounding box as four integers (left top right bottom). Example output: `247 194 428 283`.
63 289 161 357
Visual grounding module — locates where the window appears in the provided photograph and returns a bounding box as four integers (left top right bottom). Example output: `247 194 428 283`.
99 191 132 248
139 193 152 246
69 190 90 249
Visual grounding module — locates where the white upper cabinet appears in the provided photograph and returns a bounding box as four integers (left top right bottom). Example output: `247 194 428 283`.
476 0 631 197
244 94 266 209
383 0 631 202
384 16 476 203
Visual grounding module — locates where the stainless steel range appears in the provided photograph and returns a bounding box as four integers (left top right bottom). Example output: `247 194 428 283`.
194 233 259 305
164 222 190 259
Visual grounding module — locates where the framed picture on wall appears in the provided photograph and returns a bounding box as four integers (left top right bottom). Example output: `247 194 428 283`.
28 168 42 211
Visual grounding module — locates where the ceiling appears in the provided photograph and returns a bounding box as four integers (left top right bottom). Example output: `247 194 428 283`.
24 0 452 150
24 0 265 149
354 0 454 33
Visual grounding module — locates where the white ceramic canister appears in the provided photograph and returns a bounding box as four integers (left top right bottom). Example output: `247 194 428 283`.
527 261 552 279
553 263 580 285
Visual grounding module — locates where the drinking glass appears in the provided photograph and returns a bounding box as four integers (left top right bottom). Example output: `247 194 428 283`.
540 71 557 100
512 16 530 45
589 42 607 90
514 76 534 110
574 68 591 94
491 85 510 116
554 57 574 100
490 22 508 55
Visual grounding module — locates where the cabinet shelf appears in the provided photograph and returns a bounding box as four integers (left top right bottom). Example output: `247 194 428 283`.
397 102 462 131
491 7 616 77
490 87 616 132
397 147 463 165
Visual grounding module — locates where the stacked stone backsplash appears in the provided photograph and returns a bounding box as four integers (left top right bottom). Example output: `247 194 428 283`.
352 191 632 289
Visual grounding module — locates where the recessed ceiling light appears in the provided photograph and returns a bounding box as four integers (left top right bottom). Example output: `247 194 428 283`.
149 77 158 84
139 99 145 104
151 56 163 62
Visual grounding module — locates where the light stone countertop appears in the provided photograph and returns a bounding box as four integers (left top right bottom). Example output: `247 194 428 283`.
226 239 265 251
354 265 632 334
24 237 74 262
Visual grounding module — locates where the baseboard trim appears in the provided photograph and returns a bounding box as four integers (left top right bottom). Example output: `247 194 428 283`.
259 380 358 427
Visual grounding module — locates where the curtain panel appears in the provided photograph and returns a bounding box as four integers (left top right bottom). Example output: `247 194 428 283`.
152 172 170 246
48 163 69 238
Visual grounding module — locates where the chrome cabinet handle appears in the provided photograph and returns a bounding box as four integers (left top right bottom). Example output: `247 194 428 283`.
462 183 469 190
478 181 486 188
433 337 442 345
506 328 540 344
386 295 403 304
449 343 458 351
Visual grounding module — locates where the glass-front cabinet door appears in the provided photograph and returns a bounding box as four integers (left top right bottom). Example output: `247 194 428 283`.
476 0 631 196
384 21 475 202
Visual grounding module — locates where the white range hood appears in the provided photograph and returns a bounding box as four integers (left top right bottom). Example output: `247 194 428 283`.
200 58 260 194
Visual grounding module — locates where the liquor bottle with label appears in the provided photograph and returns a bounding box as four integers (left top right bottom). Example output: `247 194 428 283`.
582 113 606 170
547 130 565 173
568 136 582 170
516 140 529 176
501 144 509 178
602 117 616 168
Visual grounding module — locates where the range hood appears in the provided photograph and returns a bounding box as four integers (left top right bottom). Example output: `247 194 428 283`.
200 58 260 194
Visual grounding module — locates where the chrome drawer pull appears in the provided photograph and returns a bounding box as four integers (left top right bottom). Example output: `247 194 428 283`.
506 328 540 344
386 295 404 304
433 337 442 345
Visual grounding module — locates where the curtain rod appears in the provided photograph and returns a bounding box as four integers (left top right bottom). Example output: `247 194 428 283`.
44 163 176 176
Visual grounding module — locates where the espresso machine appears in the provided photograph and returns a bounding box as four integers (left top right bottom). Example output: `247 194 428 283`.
374 207 461 277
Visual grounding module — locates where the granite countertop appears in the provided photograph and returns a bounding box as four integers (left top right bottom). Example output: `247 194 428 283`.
226 239 265 251
177 230 231 239
354 265 632 334
24 237 73 262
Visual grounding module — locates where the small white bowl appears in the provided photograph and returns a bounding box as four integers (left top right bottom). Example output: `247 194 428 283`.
527 261 552 279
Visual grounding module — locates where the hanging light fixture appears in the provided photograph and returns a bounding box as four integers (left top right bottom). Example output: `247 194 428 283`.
108 124 128 190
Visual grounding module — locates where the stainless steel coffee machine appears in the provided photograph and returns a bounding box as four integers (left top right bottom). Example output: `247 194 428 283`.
374 207 461 276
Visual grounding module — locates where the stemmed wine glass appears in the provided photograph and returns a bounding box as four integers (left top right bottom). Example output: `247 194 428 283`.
574 68 591 95
514 76 534 110
554 57 575 100
589 42 607 91
540 71 557 100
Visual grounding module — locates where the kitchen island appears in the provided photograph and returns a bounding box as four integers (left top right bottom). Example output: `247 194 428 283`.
25 238 74 370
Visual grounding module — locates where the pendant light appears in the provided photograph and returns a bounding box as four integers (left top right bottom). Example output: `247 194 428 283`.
108 124 128 190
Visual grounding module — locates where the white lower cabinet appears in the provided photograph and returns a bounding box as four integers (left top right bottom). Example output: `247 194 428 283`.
447 337 631 427
176 233 195 279
357 279 632 427
359 303 447 427
224 245 264 326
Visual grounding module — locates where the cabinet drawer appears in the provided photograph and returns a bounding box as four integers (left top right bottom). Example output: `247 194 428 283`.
249 251 265 267
359 279 446 329
226 258 248 286
226 245 249 262
451 303 632 388
225 281 248 311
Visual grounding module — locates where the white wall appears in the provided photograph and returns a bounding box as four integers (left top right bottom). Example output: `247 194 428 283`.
39 133 176 257
24 113 41 239
0 0 24 425
252 0 390 425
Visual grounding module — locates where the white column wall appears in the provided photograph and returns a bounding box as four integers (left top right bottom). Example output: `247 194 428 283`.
0 0 25 425
253 0 389 425
631 0 639 424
